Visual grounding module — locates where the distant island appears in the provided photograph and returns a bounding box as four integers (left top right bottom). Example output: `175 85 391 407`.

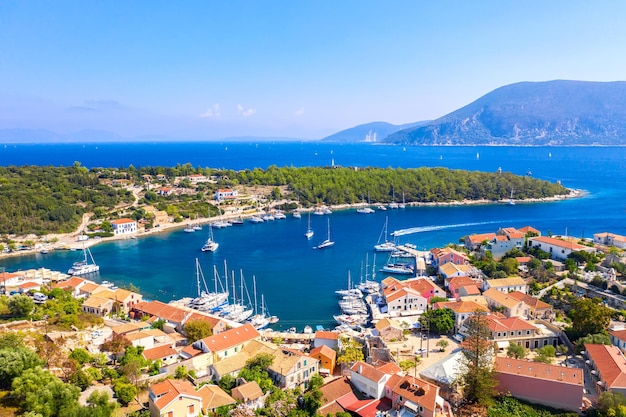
322 80 626 146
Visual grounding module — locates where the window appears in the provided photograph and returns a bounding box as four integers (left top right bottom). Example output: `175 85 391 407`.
304 359 307 366
189 404 195 413
167 412 173 417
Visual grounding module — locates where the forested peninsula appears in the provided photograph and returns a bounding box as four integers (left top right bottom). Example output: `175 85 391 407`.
0 164 569 237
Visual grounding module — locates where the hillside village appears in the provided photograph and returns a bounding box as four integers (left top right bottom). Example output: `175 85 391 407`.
2 222 626 417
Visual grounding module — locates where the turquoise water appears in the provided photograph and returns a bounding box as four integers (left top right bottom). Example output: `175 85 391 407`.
1 143 625 330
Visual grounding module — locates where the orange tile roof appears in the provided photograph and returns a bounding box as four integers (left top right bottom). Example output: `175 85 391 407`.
585 343 626 388
315 330 339 340
486 315 536 332
389 375 439 415
507 291 551 310
231 381 263 402
610 329 626 342
459 285 481 295
447 276 477 287
530 236 588 251
350 361 386 383
186 313 223 328
198 323 259 353
515 257 532 263
483 288 525 309
500 227 525 239
310 344 337 361
111 218 135 225
150 379 201 411
495 357 583 385
180 344 204 358
467 233 496 243
133 300 187 323
434 300 488 314
376 361 402 375
142 345 177 361
19 281 40 289
319 376 354 412
54 276 86 289
198 384 236 410
518 226 541 235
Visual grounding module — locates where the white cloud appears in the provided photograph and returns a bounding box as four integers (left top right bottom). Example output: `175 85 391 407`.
294 108 305 116
200 103 221 118
237 104 256 117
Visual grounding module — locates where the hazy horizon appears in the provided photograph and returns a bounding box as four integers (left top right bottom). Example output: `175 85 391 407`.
1 1 625 140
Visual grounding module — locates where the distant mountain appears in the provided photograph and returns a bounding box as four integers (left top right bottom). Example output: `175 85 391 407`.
320 121 427 143
385 80 626 146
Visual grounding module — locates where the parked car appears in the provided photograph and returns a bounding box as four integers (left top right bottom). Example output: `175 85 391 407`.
453 334 464 343
415 348 427 355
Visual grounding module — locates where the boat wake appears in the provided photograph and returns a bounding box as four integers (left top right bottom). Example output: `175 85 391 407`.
391 221 499 237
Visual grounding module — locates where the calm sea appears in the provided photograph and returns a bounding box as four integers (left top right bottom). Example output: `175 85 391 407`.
1 142 625 330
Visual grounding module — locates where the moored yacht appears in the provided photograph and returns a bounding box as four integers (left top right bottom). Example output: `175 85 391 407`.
68 246 99 275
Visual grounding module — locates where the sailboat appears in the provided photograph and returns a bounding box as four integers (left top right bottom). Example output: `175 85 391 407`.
193 213 202 231
247 276 278 329
508 188 516 205
183 221 196 233
398 191 406 209
186 259 229 311
388 187 399 209
314 218 334 249
68 246 99 275
374 216 396 252
305 212 314 239
356 193 375 214
201 224 219 252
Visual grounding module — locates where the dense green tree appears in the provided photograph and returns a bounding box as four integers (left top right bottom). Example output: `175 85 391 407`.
69 348 92 366
534 345 556 364
112 381 137 406
7 294 35 317
0 347 43 388
568 298 612 338
506 344 527 359
183 319 212 343
12 367 80 417
575 332 611 353
238 353 274 393
218 374 236 393
458 311 497 407
420 308 455 334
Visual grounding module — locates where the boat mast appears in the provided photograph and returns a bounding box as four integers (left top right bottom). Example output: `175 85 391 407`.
196 258 201 297
253 275 258 316
372 253 377 281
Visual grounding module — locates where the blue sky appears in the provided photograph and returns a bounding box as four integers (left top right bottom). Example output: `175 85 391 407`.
1 1 625 139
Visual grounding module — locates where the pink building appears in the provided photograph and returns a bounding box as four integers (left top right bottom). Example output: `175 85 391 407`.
494 357 583 412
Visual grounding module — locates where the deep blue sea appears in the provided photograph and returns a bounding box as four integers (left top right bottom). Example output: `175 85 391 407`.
1 142 625 330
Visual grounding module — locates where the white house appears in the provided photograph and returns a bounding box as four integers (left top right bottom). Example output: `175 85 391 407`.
483 276 529 294
110 218 138 236
528 236 594 261
214 188 238 201
594 232 626 250
349 361 390 400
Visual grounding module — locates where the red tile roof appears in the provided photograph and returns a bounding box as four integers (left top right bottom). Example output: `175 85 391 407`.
585 343 626 389
495 357 583 385
389 375 438 415
142 345 177 361
310 345 337 361
315 330 339 340
350 361 386 383
531 236 587 251
111 218 135 225
150 379 201 411
198 323 259 353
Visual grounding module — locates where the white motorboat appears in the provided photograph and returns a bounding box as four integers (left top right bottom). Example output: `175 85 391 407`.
68 246 99 275
249 215 264 223
292 211 302 219
273 210 286 219
381 262 414 275
356 206 375 214
183 225 195 232
314 218 334 249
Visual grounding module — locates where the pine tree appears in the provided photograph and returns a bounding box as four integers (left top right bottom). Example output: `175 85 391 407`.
458 310 497 407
